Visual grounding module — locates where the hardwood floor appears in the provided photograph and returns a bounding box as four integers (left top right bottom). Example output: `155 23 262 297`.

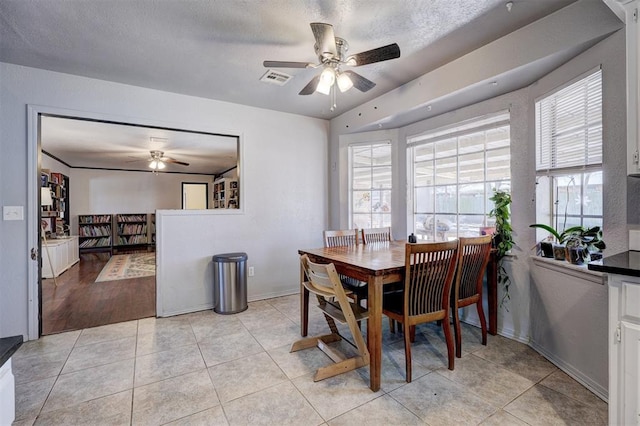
42 253 156 335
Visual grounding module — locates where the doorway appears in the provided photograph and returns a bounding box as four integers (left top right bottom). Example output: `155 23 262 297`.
33 110 240 336
182 182 209 209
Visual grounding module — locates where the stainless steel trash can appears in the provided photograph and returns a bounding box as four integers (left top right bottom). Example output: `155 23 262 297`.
213 252 248 314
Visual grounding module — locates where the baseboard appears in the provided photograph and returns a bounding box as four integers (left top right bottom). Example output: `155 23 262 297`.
529 340 608 402
248 289 299 302
158 303 213 317
460 317 529 345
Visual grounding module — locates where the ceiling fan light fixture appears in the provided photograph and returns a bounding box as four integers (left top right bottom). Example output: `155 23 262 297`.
337 72 353 92
316 67 336 95
149 159 166 170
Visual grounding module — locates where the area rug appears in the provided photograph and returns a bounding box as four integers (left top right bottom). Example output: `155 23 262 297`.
95 253 155 282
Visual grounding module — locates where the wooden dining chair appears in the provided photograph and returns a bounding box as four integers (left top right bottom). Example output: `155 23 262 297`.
323 229 360 247
292 255 370 381
323 229 368 306
451 235 493 358
361 227 393 244
383 240 459 382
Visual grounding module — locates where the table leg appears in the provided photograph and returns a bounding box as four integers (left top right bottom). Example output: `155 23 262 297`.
301 262 309 337
487 252 498 335
367 275 383 392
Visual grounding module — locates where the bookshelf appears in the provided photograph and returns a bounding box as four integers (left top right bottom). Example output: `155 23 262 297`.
114 214 148 253
40 170 69 235
78 213 156 255
213 178 239 209
78 214 113 254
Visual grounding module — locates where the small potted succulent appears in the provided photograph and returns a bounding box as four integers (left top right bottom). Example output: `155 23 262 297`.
529 223 573 260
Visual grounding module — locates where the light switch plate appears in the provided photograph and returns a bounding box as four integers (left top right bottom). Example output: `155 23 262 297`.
3 206 24 221
630 230 640 251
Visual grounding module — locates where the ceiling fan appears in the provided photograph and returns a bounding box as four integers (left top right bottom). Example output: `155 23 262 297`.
148 150 189 169
128 150 189 172
263 23 400 107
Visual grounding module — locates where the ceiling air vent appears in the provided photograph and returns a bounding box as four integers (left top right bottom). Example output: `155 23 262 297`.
260 70 292 86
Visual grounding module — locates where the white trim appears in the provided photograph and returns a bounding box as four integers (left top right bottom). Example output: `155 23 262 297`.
529 340 608 402
26 106 40 340
530 255 604 284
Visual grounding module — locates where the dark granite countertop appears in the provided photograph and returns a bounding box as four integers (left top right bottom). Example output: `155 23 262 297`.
588 250 640 277
0 335 23 368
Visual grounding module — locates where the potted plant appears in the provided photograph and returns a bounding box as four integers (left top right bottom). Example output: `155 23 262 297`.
529 223 576 261
529 224 606 264
563 226 606 264
489 190 514 306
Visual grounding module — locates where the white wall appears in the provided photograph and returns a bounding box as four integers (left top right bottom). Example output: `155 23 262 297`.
0 62 328 339
69 168 213 232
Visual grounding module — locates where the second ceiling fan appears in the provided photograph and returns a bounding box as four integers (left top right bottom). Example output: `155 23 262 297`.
263 23 401 103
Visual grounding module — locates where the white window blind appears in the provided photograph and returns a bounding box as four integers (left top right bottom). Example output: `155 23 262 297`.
535 69 602 171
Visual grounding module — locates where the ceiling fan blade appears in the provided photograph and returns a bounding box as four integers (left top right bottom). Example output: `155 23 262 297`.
310 22 337 59
299 74 321 95
162 157 189 166
347 43 401 66
342 70 376 92
125 156 147 163
263 60 314 69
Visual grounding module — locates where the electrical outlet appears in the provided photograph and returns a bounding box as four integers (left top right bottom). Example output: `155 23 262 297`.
248 266 255 277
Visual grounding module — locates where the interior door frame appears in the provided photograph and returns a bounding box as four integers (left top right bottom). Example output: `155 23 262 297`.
182 182 209 209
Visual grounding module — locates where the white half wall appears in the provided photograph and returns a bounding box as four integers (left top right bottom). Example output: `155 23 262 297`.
0 62 328 339
530 257 608 400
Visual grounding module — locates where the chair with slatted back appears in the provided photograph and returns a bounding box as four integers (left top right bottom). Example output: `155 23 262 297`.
361 227 393 244
451 235 493 358
323 229 368 306
382 240 459 382
292 255 370 381
323 229 360 247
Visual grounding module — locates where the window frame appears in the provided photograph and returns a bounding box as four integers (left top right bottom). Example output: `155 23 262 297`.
534 68 603 235
407 111 511 242
348 140 393 230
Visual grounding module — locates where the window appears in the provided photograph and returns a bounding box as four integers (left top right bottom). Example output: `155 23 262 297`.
535 69 603 234
349 142 392 229
408 112 511 241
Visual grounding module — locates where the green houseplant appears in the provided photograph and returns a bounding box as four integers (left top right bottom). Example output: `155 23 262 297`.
529 224 606 264
489 190 514 306
563 226 606 264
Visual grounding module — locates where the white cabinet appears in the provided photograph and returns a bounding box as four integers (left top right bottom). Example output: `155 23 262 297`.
0 359 16 425
42 236 80 278
608 273 640 424
620 0 640 175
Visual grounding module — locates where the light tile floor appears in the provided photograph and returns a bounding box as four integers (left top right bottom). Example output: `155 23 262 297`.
12 294 608 425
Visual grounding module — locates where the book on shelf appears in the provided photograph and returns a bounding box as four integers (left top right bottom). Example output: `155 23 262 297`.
117 214 146 222
79 214 112 224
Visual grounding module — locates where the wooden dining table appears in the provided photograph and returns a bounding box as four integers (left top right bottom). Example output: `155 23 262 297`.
298 240 498 392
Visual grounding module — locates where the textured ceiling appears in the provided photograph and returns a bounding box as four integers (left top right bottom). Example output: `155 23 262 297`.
0 0 575 120
1 0 592 171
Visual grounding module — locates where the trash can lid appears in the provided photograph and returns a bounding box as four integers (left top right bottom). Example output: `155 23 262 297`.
212 252 248 262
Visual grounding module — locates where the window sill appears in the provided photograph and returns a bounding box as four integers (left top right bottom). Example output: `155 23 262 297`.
530 255 604 285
